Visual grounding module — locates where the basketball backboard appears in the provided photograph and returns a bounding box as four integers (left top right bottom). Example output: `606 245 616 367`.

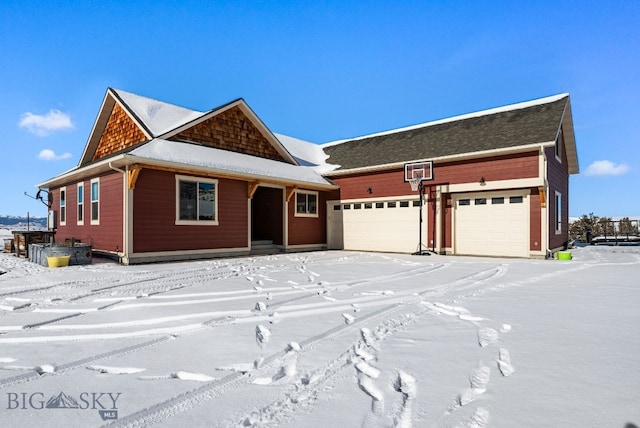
404 161 433 182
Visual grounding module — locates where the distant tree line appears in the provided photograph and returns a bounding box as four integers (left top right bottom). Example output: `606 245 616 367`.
569 214 639 242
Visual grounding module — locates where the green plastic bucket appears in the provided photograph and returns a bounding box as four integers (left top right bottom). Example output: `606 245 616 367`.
557 251 572 261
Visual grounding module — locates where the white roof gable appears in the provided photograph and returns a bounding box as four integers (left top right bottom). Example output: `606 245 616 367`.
112 89 204 137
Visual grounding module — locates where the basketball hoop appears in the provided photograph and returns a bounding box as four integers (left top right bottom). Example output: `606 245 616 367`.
409 177 421 192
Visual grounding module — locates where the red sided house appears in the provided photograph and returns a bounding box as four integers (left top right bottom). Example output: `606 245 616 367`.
38 90 578 263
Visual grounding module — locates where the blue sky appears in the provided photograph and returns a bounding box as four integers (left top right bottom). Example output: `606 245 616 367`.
1 1 638 217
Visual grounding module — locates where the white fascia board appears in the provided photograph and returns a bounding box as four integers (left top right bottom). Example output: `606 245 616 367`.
37 154 128 188
78 91 117 167
445 177 545 194
323 143 553 177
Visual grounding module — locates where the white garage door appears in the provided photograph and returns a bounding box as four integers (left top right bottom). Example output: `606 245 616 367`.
454 191 529 257
328 199 427 253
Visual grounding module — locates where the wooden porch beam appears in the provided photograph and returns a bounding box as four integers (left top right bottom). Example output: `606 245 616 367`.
286 186 297 202
538 187 546 208
248 182 260 199
128 165 142 190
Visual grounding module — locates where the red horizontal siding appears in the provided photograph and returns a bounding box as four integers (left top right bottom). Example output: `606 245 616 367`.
546 145 569 249
52 172 124 252
332 152 539 200
287 191 334 246
132 169 248 253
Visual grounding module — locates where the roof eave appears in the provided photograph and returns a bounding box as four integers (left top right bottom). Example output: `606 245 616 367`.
322 143 550 177
38 154 128 188
123 154 337 190
561 97 579 174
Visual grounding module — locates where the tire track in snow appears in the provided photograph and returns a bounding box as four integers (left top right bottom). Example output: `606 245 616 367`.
0 335 173 389
102 303 410 427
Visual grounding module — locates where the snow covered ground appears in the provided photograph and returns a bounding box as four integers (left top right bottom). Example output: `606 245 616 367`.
0 244 638 427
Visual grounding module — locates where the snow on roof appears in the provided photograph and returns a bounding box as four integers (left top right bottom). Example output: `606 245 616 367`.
322 93 570 147
128 139 335 188
273 133 339 173
112 89 205 137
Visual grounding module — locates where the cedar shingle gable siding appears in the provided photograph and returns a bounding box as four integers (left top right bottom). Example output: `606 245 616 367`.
324 97 567 170
174 106 291 163
93 103 148 161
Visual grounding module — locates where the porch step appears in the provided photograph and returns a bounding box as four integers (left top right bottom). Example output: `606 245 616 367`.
250 240 283 255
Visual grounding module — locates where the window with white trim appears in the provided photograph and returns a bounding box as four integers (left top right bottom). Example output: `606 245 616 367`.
77 183 84 225
59 187 66 225
295 190 318 217
555 191 562 234
90 178 100 225
176 175 218 225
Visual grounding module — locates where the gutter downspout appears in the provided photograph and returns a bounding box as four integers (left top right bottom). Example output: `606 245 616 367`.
540 149 550 258
109 162 130 264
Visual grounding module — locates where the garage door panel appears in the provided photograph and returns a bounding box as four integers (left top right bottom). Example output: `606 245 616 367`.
454 191 529 257
339 200 426 253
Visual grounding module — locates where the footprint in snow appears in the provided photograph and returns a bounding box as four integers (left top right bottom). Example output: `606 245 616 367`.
342 313 355 325
477 327 498 347
255 325 271 349
450 362 491 411
393 369 417 428
466 407 490 428
497 348 515 377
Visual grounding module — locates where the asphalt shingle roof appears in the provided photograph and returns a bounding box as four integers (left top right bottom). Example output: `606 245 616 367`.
323 95 569 170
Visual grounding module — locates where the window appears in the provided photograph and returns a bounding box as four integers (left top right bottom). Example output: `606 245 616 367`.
412 200 421 207
364 203 372 209
176 175 218 225
59 187 66 225
491 197 504 205
295 190 318 217
474 198 487 205
375 202 384 209
333 205 341 211
343 204 351 210
555 127 564 162
555 191 562 234
509 196 523 204
77 183 84 225
458 199 471 206
90 178 99 224
354 203 362 209
387 202 396 208
400 201 409 208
